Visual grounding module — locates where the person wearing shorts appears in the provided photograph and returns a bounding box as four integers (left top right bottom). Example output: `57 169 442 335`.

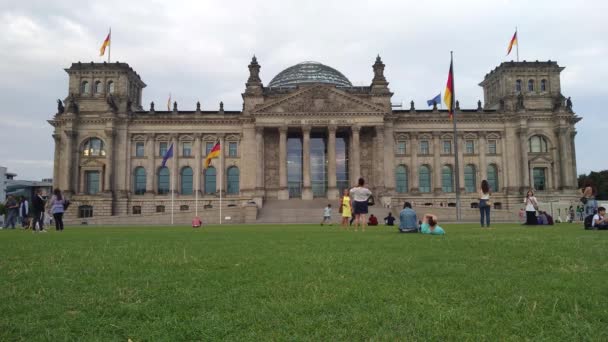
349 178 372 232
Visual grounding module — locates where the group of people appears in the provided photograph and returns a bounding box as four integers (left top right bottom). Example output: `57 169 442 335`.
1 188 68 232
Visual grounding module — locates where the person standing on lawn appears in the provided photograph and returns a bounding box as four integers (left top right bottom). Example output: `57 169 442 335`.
349 178 372 232
3 196 19 229
31 188 46 232
49 189 66 231
478 180 491 228
340 189 352 229
320 204 332 226
524 190 539 225
19 197 29 228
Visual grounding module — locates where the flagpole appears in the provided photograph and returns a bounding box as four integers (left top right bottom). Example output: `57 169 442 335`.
515 26 519 62
451 51 462 222
108 27 111 63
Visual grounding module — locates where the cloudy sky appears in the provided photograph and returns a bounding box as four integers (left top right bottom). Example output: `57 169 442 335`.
1 0 606 180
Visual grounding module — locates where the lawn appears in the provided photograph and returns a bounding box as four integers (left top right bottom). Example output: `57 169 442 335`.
0 223 606 341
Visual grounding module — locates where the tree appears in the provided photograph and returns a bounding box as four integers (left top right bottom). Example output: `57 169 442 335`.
578 170 608 200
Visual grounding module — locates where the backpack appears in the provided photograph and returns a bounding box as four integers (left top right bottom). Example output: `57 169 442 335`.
63 199 71 210
584 214 594 230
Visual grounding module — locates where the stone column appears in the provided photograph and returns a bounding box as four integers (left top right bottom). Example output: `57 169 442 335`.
410 133 419 193
570 130 578 190
104 129 115 193
302 125 313 200
146 134 155 194
433 132 442 193
457 133 465 192
278 126 289 200
255 126 265 193
375 125 385 194
351 125 361 182
194 133 202 196
479 132 487 183
383 122 395 193
218 134 225 195
171 135 179 194
327 125 338 200
558 127 572 190
52 134 61 190
518 128 530 190
63 130 76 194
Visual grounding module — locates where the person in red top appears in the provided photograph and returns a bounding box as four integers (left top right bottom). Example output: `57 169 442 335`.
368 214 378 226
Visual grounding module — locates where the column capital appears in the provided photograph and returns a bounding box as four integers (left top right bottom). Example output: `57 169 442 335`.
516 128 528 137
64 130 77 139
255 126 264 135
52 133 62 142
432 131 441 138
193 132 203 139
328 124 337 133
104 129 116 139
302 125 311 134
375 125 384 135
278 125 288 134
351 125 361 133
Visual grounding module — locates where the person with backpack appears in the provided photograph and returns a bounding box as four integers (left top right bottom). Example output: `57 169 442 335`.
523 190 539 225
48 188 67 231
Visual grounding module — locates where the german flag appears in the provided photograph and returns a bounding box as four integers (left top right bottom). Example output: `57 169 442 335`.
99 29 111 56
204 141 221 168
443 57 454 119
507 30 517 56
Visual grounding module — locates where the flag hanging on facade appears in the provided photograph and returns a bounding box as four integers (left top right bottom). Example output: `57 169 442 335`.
204 141 221 168
443 58 454 119
427 93 441 107
161 143 173 167
99 29 111 56
507 30 518 56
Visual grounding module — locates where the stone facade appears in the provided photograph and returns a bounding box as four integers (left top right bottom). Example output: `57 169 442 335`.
48 57 580 223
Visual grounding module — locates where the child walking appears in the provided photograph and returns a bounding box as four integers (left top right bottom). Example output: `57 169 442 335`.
321 204 332 226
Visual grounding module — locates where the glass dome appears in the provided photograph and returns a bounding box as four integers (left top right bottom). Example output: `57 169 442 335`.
268 61 352 88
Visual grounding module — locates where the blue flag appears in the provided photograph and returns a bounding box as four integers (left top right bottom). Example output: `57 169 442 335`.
161 143 173 167
427 93 441 107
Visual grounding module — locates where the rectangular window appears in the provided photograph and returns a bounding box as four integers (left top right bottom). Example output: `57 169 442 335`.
442 140 452 154
85 171 100 195
488 140 497 154
533 167 546 191
182 142 192 157
397 141 406 155
228 142 237 157
419 141 429 155
206 142 214 155
135 142 145 157
465 140 475 154
159 142 168 156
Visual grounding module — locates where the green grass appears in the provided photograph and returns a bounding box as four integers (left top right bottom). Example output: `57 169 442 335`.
0 223 607 341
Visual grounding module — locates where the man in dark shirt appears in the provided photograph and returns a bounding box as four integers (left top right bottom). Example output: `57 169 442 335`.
384 212 396 226
3 196 19 229
31 189 46 232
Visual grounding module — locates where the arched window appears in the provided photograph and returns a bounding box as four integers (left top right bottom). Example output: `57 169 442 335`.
528 135 548 153
157 167 170 195
487 164 499 192
95 81 103 94
81 81 90 94
181 167 193 195
515 79 522 92
395 165 408 193
464 164 476 193
540 79 547 92
227 167 240 195
107 81 115 94
133 167 146 195
442 165 453 193
204 166 216 194
528 79 534 92
419 165 431 193
82 138 106 157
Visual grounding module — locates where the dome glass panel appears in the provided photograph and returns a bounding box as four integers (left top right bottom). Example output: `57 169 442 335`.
268 61 352 88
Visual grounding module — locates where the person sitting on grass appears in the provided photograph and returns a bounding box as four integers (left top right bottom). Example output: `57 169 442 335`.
368 214 378 226
399 202 418 233
537 211 548 225
384 212 395 226
420 213 445 235
192 216 202 228
592 207 608 230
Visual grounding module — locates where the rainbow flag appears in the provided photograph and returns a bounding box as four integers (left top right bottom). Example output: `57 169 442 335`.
204 141 221 168
507 30 518 56
443 57 454 119
99 29 111 56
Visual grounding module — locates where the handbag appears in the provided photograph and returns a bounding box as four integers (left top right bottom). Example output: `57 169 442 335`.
368 195 375 206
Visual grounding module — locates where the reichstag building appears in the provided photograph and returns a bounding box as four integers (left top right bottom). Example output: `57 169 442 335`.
49 56 580 222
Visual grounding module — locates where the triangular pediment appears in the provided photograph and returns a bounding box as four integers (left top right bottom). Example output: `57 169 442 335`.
80 158 106 167
253 85 385 114
529 154 553 163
